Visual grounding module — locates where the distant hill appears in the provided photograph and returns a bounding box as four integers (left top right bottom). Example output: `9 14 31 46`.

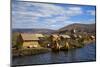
12 28 56 34
57 23 96 34
12 23 96 35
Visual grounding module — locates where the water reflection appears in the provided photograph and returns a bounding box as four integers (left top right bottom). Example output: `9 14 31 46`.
12 43 96 66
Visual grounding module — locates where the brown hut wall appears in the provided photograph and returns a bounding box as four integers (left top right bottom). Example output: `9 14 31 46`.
22 41 40 48
24 40 39 42
16 34 23 48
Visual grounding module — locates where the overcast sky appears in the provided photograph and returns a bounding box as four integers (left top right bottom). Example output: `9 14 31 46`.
12 1 96 30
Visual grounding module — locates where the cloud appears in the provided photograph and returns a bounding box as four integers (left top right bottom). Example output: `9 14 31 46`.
43 16 69 25
87 10 95 16
66 7 83 16
12 2 83 17
12 1 95 30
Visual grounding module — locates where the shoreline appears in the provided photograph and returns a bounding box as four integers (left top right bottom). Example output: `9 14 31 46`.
12 47 51 57
12 40 95 57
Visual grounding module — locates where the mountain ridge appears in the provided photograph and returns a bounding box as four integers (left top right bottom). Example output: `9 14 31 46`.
57 23 95 34
12 23 96 34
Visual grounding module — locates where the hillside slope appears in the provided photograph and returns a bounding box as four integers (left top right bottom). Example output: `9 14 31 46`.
57 23 96 34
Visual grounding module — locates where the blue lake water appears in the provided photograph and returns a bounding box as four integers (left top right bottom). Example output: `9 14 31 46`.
12 42 96 66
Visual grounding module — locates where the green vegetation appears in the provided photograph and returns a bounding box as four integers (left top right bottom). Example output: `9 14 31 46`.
39 34 50 47
12 47 51 57
12 33 19 48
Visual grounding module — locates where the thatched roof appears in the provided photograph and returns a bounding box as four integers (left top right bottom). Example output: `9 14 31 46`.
91 35 95 39
73 34 77 38
35 34 44 37
78 35 82 38
21 33 39 41
60 35 71 38
51 34 59 38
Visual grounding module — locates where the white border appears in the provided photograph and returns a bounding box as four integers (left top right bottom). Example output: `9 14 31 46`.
0 0 10 67
0 0 100 67
23 0 96 5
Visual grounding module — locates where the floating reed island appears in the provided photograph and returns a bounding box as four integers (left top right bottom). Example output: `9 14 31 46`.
12 30 95 57
12 47 51 57
47 33 95 51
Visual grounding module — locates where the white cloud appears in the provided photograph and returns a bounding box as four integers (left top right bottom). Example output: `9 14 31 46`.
66 7 83 16
12 2 83 18
87 10 95 16
12 1 89 29
44 16 69 25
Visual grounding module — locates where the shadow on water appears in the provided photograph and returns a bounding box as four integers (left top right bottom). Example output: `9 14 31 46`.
12 42 96 66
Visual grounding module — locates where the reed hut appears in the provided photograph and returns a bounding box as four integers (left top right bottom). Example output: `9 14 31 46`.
16 33 41 48
90 35 95 40
60 35 71 39
70 34 78 40
35 33 45 43
50 34 60 41
35 34 44 38
50 34 61 50
59 35 71 50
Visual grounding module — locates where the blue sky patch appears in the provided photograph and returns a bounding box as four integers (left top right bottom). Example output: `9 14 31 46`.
12 1 96 30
